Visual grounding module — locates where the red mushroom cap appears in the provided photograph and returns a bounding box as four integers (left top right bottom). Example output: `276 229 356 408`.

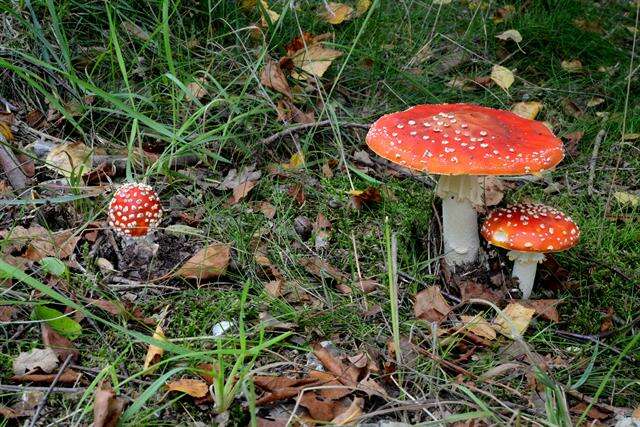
481 203 579 252
366 103 564 175
108 183 162 237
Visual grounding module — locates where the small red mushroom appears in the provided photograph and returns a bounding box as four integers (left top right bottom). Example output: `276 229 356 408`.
366 103 565 266
481 203 580 298
108 183 162 238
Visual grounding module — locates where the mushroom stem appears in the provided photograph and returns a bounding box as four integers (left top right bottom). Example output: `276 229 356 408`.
507 251 545 299
436 175 483 266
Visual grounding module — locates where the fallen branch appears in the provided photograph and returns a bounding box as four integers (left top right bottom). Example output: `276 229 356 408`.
0 384 85 393
260 120 370 145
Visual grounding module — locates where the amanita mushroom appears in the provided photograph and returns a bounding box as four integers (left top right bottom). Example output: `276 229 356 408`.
108 183 162 238
481 203 580 299
366 104 564 266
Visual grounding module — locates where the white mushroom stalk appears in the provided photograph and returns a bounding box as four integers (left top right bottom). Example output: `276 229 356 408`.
436 175 483 266
507 251 545 299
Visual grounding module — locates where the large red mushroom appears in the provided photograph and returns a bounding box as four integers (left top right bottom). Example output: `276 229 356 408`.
366 104 564 266
481 203 580 298
108 183 162 238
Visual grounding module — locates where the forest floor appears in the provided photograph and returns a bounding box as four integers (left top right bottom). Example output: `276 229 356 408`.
0 0 639 425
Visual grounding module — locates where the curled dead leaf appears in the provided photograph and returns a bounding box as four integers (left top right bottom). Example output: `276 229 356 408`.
177 243 231 280
260 59 292 99
414 286 451 323
166 378 209 398
45 141 92 178
93 382 126 427
143 324 165 375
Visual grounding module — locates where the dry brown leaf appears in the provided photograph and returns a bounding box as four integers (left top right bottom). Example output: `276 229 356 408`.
460 314 496 340
45 141 92 178
120 21 150 41
166 378 209 398
290 43 343 80
414 286 451 323
313 343 358 385
491 65 514 92
481 176 505 207
41 324 79 362
177 243 231 280
231 180 258 204
561 59 583 72
299 392 340 421
511 101 542 120
299 256 349 284
331 397 364 425
570 402 610 421
563 131 584 156
13 348 58 375
319 2 354 25
349 186 382 209
11 369 81 384
0 306 17 322
257 201 276 219
518 299 560 323
260 59 292 99
143 324 165 374
186 77 208 100
1 226 81 261
492 302 536 338
459 281 503 304
93 382 125 427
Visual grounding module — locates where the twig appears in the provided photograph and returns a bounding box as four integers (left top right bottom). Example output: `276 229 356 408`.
259 120 370 145
0 135 29 190
587 129 606 196
28 354 74 427
565 388 629 416
0 384 85 393
108 276 181 290
554 330 638 363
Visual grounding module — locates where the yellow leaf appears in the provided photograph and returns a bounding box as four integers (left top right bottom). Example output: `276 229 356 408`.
286 151 305 169
496 29 522 43
492 302 535 339
177 243 231 280
143 324 165 375
433 0 452 4
0 122 12 141
561 59 583 73
45 141 92 178
460 314 496 340
511 101 542 120
490 64 514 92
290 43 343 80
166 378 209 398
320 2 354 25
613 191 639 207
587 97 604 108
354 0 372 16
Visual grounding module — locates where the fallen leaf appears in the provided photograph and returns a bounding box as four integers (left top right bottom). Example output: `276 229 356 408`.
0 305 17 322
587 97 604 108
518 299 560 323
120 21 150 41
259 312 297 330
257 201 276 219
492 302 535 338
11 369 81 384
349 186 382 209
260 59 292 99
13 348 59 375
511 101 542 120
331 397 364 425
186 77 208 100
563 131 584 156
218 165 261 204
177 243 231 280
600 307 614 333
561 59 583 72
459 281 503 304
613 191 639 207
313 343 358 385
299 392 340 421
479 362 524 380
45 141 92 178
166 378 209 398
319 2 354 25
570 402 610 421
460 314 496 340
491 64 514 92
414 286 451 323
290 43 343 80
231 180 258 204
282 151 305 169
299 256 349 284
1 226 81 261
493 5 515 23
496 29 522 43
433 0 452 4
354 0 371 16
41 324 79 362
143 324 165 374
481 176 505 207
93 382 126 427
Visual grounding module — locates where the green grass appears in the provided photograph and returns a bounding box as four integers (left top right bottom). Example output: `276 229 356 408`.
1 0 639 424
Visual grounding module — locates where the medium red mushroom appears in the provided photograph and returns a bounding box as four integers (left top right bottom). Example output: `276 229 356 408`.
107 183 162 238
481 203 580 298
366 103 564 266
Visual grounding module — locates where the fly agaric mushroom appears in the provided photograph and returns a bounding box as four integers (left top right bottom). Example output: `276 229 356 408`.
366 104 564 266
108 183 162 238
481 203 579 299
